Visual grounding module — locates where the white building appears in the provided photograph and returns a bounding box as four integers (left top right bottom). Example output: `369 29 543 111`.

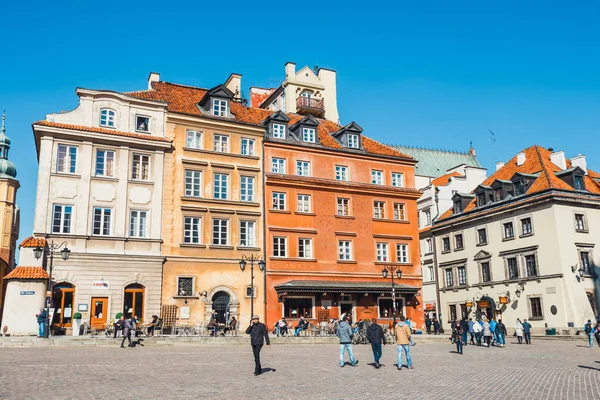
433 145 600 333
29 87 171 332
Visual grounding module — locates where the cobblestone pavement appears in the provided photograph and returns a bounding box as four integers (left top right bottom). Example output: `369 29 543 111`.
0 339 599 400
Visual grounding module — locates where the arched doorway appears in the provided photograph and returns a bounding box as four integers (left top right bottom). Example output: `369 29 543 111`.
212 291 231 324
52 282 75 328
123 283 145 320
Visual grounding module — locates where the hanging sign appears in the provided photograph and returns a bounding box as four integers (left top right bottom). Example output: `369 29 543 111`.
478 300 490 308
92 281 109 289
499 296 509 304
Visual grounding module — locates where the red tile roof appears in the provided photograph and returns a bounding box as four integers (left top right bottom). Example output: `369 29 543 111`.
431 171 463 187
126 82 413 160
33 121 172 143
19 236 47 248
4 266 49 280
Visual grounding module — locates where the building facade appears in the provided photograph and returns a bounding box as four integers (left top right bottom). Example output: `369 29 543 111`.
433 146 600 333
31 89 171 331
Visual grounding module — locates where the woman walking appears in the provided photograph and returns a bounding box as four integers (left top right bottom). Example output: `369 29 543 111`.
482 317 492 347
451 321 464 354
515 319 524 344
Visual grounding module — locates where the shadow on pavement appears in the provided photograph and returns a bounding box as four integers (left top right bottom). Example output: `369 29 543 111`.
578 365 600 372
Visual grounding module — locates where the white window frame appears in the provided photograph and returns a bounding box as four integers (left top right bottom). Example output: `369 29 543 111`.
272 123 286 139
186 130 202 149
212 99 228 117
131 153 150 181
99 108 115 128
337 198 350 216
212 218 229 246
426 238 433 253
239 220 256 248
297 194 311 213
240 138 255 156
371 170 384 185
272 158 286 174
396 243 409 263
184 170 202 198
296 161 311 176
56 144 78 174
392 172 405 187
374 201 386 219
273 236 287 257
272 192 286 211
347 134 359 149
335 165 349 181
574 212 588 232
213 173 229 200
92 207 112 236
520 216 534 236
376 242 389 262
52 204 73 234
393 203 406 220
135 115 150 133
183 217 201 244
213 134 229 153
298 238 313 259
338 240 352 261
240 176 255 202
95 149 115 177
502 220 515 240
129 210 148 238
457 266 467 286
302 128 316 143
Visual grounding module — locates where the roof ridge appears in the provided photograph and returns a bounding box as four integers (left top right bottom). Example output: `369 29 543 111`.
534 145 554 189
391 144 474 156
156 81 209 91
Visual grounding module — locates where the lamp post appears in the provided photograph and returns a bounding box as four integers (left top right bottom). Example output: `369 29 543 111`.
381 264 403 327
33 241 71 338
239 254 265 319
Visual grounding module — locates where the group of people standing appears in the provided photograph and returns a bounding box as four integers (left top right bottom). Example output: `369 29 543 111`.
451 316 532 354
584 320 600 348
424 316 441 334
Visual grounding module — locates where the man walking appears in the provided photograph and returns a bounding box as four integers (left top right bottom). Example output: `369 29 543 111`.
522 319 532 344
460 318 469 345
366 318 385 368
245 315 270 376
36 309 47 338
468 318 475 344
473 319 482 346
584 320 594 348
394 316 413 370
337 315 358 367
425 316 432 335
120 316 134 348
495 319 507 348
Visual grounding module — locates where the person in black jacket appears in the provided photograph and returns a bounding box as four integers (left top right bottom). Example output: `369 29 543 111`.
366 318 385 368
459 318 469 345
245 314 270 376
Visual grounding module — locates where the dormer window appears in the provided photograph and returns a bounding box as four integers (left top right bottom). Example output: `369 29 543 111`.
476 193 486 207
135 115 149 132
212 99 228 117
303 128 316 143
514 180 526 196
574 175 585 190
494 187 503 201
453 201 461 214
273 124 286 139
100 109 115 128
348 134 359 149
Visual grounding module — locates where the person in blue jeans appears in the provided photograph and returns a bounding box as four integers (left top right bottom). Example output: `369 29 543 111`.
495 319 507 347
366 318 385 368
394 316 413 370
36 308 47 337
584 320 594 348
337 315 358 367
522 319 532 344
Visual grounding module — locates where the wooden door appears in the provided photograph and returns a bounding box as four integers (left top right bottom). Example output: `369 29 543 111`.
90 297 108 330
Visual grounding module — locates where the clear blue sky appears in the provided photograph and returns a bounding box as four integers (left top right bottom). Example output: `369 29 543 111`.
1 1 599 249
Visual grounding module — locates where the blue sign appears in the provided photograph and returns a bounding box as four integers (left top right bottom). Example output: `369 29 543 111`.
20 291 35 295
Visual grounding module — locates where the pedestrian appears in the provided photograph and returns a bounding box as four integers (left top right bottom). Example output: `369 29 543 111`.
406 317 416 346
394 316 413 370
295 315 306 336
245 315 270 376
451 320 463 354
594 323 600 347
495 319 507 347
584 320 594 348
515 319 524 344
147 315 159 336
433 318 440 335
468 318 475 344
120 316 134 348
337 315 358 367
460 318 469 345
482 317 492 347
366 318 385 368
473 319 482 346
35 308 47 338
489 318 497 346
522 319 532 344
425 316 432 335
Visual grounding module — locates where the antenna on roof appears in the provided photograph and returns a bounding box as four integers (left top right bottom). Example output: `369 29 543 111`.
489 129 498 161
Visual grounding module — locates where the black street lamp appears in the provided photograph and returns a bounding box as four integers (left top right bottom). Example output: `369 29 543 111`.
381 264 402 327
33 241 71 338
239 254 265 319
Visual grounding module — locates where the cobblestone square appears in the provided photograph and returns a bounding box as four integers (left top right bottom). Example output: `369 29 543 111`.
0 340 599 400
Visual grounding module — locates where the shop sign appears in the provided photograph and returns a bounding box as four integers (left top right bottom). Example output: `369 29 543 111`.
20 291 35 295
499 296 509 304
92 281 109 289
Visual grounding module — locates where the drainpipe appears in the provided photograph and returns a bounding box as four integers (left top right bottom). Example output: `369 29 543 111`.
261 135 268 328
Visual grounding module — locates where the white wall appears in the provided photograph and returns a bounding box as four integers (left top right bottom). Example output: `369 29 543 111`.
1 280 46 336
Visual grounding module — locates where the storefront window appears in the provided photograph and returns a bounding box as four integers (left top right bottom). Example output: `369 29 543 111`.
284 298 313 318
51 282 75 327
378 298 404 318
123 283 145 320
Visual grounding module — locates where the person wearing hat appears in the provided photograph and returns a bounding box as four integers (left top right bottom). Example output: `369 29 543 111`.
245 314 270 375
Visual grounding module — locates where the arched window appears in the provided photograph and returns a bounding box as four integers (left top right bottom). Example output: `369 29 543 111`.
123 283 145 320
211 291 231 324
51 282 75 328
100 109 115 128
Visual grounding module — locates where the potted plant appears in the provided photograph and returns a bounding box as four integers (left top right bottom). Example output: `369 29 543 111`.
72 312 83 336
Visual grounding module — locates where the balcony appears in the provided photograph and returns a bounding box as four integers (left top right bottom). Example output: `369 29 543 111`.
296 96 325 117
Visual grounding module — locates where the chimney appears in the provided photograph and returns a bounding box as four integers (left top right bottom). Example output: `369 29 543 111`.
516 152 526 166
469 146 476 157
147 72 160 90
495 161 505 171
316 67 339 123
571 154 588 175
224 73 242 99
285 62 296 82
550 150 567 170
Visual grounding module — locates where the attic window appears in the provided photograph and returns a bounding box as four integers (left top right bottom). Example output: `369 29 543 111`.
574 175 585 190
303 128 316 143
453 201 461 214
135 115 149 133
100 109 115 128
347 134 359 149
212 99 228 117
476 193 486 207
273 124 286 139
514 180 526 196
494 187 503 201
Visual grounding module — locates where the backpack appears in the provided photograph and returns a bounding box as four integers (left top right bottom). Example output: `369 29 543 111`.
585 324 592 334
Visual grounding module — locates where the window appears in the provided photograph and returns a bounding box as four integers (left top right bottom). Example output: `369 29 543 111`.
453 201 461 214
212 219 228 246
338 241 352 261
449 304 457 322
580 251 591 274
186 130 202 149
135 115 149 132
239 221 256 247
93 207 112 236
297 194 311 213
213 173 228 199
494 187 503 201
95 149 115 177
575 213 587 232
514 180 526 196
378 298 403 319
574 175 585 190
347 134 359 149
455 234 464 250
427 266 434 282
393 203 406 220
376 243 389 262
185 170 202 197
240 138 255 156
426 238 433 253
477 228 487 245
272 158 286 173
529 297 543 319
392 173 404 187
183 217 201 244
507 257 519 280
371 170 384 185
457 266 466 286
273 124 286 139
273 236 287 257
213 134 229 152
481 262 491 282
246 286 256 298
298 238 312 258
335 165 349 181
272 192 286 210
212 99 228 117
442 237 451 252
525 254 538 277
177 277 194 297
99 109 115 127
337 198 350 216
240 176 254 202
503 222 515 239
129 210 148 238
520 217 533 236
302 128 315 143
423 209 432 226
52 205 72 234
284 297 313 318
296 161 310 176
477 193 486 207
396 244 409 263
56 144 77 174
131 154 150 180
445 269 454 287
374 201 386 219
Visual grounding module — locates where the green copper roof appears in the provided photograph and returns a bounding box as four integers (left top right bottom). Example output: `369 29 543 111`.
391 145 481 178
